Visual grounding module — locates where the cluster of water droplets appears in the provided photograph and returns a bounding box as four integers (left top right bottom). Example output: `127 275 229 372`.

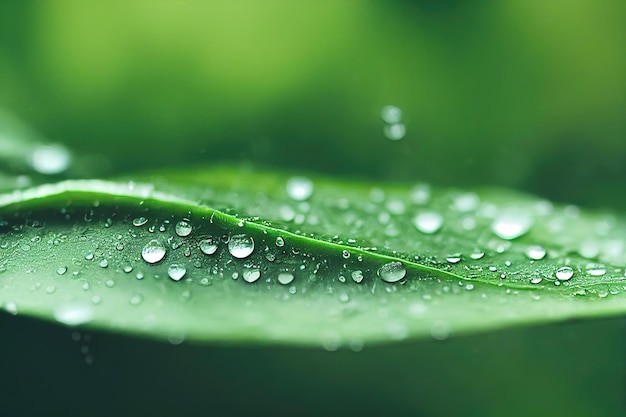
380 105 406 140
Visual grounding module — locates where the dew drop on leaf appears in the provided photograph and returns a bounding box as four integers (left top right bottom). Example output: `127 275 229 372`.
228 234 255 259
243 268 261 283
378 261 406 283
277 272 294 285
555 266 574 281
168 264 187 281
199 237 218 255
585 263 606 276
132 217 148 227
142 239 166 264
491 210 533 240
175 220 192 237
351 270 364 283
413 212 443 234
526 245 547 260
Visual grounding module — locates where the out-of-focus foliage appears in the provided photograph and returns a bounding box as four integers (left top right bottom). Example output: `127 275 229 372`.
0 1 624 207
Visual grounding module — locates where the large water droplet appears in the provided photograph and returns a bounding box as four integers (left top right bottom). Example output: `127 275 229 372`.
413 212 443 234
278 272 295 285
378 261 406 283
142 239 166 264
175 220 192 237
228 234 255 259
243 268 261 283
286 177 314 201
526 245 546 260
30 144 71 175
555 266 574 281
199 237 218 255
491 210 533 240
168 264 187 281
53 304 93 326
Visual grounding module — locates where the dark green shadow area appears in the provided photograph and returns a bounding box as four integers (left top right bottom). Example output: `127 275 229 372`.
1 314 623 417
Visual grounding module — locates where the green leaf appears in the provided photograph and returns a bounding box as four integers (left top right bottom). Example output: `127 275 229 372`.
0 166 625 347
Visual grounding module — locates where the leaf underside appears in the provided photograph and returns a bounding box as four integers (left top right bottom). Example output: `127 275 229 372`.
0 167 625 347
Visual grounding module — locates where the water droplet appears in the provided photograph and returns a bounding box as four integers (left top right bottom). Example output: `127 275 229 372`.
491 210 533 240
132 217 148 227
338 293 350 303
430 320 451 341
278 272 295 285
351 270 364 284
413 212 443 234
175 220 192 237
378 261 406 283
54 304 93 326
30 144 71 175
129 294 143 306
199 237 218 255
98 258 109 268
286 177 314 201
342 250 350 259
381 105 402 124
142 239 166 264
383 123 406 140
123 265 133 273
243 268 261 283
57 266 67 275
530 277 543 284
446 255 462 264
452 193 480 212
115 242 125 251
105 279 115 288
526 245 546 260
555 266 574 281
585 263 606 277
46 285 56 294
136 271 144 280
410 184 430 205
85 253 94 261
469 251 485 260
228 234 255 259
168 264 187 281
275 236 285 247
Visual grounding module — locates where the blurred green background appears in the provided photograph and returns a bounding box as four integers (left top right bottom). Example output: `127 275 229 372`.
1 2 625 416
0 1 624 206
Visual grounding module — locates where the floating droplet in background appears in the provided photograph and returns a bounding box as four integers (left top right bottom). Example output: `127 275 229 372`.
286 177 314 201
413 212 443 234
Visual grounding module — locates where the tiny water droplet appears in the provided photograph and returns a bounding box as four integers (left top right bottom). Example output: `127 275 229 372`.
378 261 406 283
168 264 187 281
105 279 115 288
115 242 124 251
555 266 574 281
530 277 543 284
136 271 144 280
410 184 430 205
446 255 462 264
85 253 94 261
278 272 295 285
142 239 166 264
286 177 314 201
57 266 67 275
123 265 133 273
99 258 109 268
526 245 546 260
342 250 350 259
413 212 443 234
199 237 218 255
275 237 285 247
132 217 148 227
228 234 255 259
175 220 192 237
243 268 261 283
129 294 143 306
469 251 485 260
452 193 480 212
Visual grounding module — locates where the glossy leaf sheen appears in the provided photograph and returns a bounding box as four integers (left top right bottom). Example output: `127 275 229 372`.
0 167 625 347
